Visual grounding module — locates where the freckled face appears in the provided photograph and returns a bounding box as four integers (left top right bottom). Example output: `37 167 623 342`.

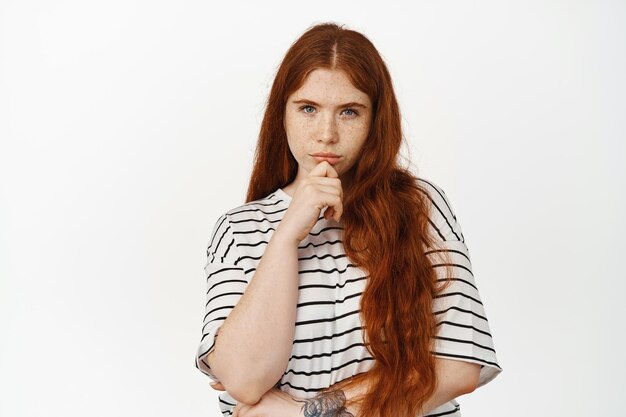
283 68 372 186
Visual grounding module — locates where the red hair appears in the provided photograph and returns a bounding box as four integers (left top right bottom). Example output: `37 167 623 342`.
246 22 454 417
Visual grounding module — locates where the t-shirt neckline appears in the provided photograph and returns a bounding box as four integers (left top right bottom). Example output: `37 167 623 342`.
275 187 293 203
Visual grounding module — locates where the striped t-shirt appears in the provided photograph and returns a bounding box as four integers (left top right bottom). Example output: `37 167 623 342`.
195 178 502 416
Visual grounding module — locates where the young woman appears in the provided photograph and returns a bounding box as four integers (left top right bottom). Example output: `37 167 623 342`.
195 22 502 417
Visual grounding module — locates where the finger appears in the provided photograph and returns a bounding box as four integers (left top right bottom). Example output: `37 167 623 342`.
310 184 342 199
333 206 342 222
304 176 342 189
323 194 343 221
308 160 339 178
333 196 344 221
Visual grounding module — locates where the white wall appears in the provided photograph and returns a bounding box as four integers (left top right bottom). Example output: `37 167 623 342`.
1 1 624 416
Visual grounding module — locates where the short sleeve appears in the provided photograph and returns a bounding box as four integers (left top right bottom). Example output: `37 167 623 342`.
421 179 502 387
194 213 247 383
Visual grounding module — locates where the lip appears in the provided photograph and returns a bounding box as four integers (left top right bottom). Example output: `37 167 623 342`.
311 152 340 157
310 152 341 165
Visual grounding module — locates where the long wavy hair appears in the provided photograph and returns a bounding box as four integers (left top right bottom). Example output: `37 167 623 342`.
245 22 454 417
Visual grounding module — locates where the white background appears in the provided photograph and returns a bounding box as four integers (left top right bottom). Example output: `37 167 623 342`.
1 1 625 416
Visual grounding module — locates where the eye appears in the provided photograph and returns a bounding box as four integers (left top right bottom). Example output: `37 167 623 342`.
342 108 358 116
300 105 315 114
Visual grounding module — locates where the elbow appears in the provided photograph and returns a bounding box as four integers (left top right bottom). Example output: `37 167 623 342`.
456 378 478 396
228 384 263 406
207 348 283 404
220 371 271 406
454 365 481 395
206 351 264 404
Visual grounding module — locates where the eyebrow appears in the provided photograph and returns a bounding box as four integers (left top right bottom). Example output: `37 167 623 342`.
291 99 368 109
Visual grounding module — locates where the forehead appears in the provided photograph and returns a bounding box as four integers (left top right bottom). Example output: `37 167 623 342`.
290 68 371 105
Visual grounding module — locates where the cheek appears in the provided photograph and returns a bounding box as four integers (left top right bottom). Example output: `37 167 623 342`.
342 121 370 148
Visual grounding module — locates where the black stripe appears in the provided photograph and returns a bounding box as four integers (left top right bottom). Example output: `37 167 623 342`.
433 305 488 322
436 320 492 337
296 308 360 326
434 336 496 353
233 226 276 235
206 292 243 307
435 291 483 305
207 215 228 256
203 305 235 327
207 279 247 295
282 356 375 377
218 397 236 407
296 292 361 309
221 238 235 263
206 266 244 280
290 342 368 360
235 254 261 262
425 404 461 417
229 206 287 216
436 277 478 291
427 216 447 241
230 216 283 225
298 239 343 249
238 240 268 248
236 252 349 263
275 380 326 393
299 264 356 275
299 275 367 290
210 225 231 262
299 252 347 262
238 197 283 207
236 226 344 238
242 263 359 276
426 247 470 263
201 318 227 340
309 226 344 236
250 199 282 207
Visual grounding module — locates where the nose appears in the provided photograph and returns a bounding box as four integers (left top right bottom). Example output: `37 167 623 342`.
316 112 338 143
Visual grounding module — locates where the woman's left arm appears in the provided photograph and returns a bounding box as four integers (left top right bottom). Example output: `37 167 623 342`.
336 358 480 417
211 357 480 417
416 358 481 415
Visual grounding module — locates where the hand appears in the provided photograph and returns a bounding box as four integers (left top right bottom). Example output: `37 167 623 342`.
231 387 304 417
276 161 344 244
210 381 362 417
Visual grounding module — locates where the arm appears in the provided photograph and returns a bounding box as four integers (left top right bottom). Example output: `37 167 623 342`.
216 357 481 416
207 229 300 405
207 162 344 406
314 358 481 417
418 358 481 414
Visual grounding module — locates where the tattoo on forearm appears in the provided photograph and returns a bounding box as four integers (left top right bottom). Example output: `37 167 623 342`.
295 390 355 417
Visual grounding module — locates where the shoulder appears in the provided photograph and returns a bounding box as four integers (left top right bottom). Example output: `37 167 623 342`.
208 189 288 238
206 190 285 263
416 177 464 243
220 189 287 222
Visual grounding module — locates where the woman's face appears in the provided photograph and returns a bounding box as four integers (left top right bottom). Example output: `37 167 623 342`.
283 68 372 188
